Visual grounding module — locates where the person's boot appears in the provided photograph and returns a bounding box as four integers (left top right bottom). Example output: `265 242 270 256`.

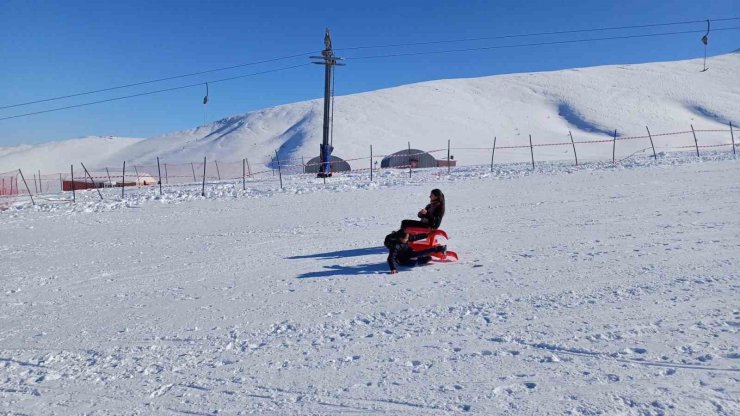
436 245 447 256
417 256 432 265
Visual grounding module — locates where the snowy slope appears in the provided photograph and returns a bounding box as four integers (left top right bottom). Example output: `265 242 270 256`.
104 52 739 168
0 136 143 174
1 152 738 414
1 52 738 174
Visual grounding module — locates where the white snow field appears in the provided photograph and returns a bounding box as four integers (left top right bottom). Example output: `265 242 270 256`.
1 52 738 174
1 150 739 414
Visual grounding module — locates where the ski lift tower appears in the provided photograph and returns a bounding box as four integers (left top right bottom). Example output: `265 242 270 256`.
311 29 344 178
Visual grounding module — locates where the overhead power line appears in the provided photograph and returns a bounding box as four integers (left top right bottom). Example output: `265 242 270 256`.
345 27 740 61
1 20 739 121
2 16 738 111
0 64 311 122
0 51 319 110
336 17 740 51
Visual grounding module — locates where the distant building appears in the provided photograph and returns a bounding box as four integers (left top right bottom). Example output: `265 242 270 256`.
381 148 438 169
303 155 351 174
62 173 157 191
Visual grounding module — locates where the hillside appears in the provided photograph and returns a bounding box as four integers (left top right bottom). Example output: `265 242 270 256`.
1 52 738 174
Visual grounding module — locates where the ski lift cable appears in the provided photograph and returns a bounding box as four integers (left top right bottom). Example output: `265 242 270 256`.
0 51 319 110
335 17 740 51
345 27 740 61
0 63 311 122
3 17 738 111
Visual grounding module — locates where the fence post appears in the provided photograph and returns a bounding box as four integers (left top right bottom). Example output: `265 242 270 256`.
645 126 657 160
242 158 246 191
59 173 63 192
568 130 578 166
18 169 34 206
33 173 38 193
690 124 700 157
447 139 451 174
370 145 373 182
611 129 618 164
156 157 163 196
275 150 283 189
71 165 76 202
121 161 125 198
215 160 221 181
133 166 139 186
81 162 103 200
528 135 535 170
201 157 207 197
302 156 305 174
491 136 496 172
246 158 252 177
191 162 197 182
105 167 112 186
407 141 412 178
38 170 42 193
164 163 168 184
731 121 736 156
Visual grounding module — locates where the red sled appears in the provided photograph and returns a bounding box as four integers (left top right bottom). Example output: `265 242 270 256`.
405 226 458 262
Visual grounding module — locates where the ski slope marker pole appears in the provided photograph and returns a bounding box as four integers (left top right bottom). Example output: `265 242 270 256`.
569 130 578 166
646 126 657 160
33 173 38 193
215 160 221 180
156 157 163 196
690 124 700 157
191 162 197 182
105 168 112 186
370 145 373 182
242 158 246 191
246 158 252 177
408 141 412 178
447 139 451 174
164 163 168 184
730 121 736 156
18 169 34 206
491 136 496 172
121 161 125 198
612 129 617 164
529 134 535 170
71 165 76 202
275 150 283 189
81 162 103 200
201 157 207 197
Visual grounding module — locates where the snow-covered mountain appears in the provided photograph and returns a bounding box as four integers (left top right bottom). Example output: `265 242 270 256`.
1 52 738 174
0 136 143 174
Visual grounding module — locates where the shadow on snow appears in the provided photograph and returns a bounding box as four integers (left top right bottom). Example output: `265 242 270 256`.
295 263 388 279
288 246 388 279
287 246 386 260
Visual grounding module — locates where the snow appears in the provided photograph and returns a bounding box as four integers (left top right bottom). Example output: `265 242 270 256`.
1 52 738 174
1 150 738 414
0 136 143 174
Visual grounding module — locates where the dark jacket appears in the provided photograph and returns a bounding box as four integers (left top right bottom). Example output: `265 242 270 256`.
418 201 445 229
385 231 427 271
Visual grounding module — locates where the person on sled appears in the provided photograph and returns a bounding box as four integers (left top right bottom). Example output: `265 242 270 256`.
401 188 445 231
385 229 446 274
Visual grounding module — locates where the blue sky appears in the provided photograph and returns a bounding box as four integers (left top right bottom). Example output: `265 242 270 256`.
1 0 738 146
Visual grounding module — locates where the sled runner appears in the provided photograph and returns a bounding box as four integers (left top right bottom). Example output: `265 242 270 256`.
404 226 458 261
